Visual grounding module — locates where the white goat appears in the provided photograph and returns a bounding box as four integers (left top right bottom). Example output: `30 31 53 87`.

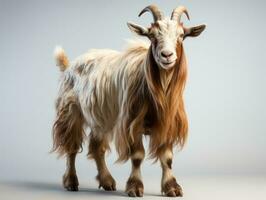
52 5 205 197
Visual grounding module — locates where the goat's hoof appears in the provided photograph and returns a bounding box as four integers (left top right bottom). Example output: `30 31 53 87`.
162 177 183 197
97 173 116 191
126 177 144 197
63 173 79 191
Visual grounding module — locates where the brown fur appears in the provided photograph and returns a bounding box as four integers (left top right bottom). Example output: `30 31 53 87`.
88 135 116 191
52 91 85 156
132 159 142 168
126 177 144 197
63 153 79 191
55 47 69 71
166 158 172 169
116 43 188 161
125 134 145 196
162 177 183 197
87 134 110 160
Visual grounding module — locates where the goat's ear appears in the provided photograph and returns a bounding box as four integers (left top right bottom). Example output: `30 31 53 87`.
127 22 148 36
184 24 206 39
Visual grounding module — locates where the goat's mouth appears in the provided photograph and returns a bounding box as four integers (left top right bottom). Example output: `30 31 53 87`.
162 61 174 65
160 60 175 69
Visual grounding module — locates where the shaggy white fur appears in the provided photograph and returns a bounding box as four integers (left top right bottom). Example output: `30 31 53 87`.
55 40 149 141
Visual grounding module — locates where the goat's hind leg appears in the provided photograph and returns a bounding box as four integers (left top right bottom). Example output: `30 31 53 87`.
52 94 84 191
88 134 116 191
126 135 145 197
63 153 79 191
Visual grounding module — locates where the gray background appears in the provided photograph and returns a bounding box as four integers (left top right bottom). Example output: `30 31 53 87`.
0 0 265 199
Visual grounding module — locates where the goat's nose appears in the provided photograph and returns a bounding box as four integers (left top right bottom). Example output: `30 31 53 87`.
161 50 173 58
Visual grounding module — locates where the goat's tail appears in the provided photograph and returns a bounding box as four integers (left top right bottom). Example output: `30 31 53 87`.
54 46 69 71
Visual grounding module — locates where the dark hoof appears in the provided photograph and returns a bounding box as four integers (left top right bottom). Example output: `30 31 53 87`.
97 173 116 191
162 177 183 197
63 173 79 191
66 185 79 191
126 177 144 197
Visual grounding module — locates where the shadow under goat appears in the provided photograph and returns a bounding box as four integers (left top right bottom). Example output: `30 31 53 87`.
52 4 206 197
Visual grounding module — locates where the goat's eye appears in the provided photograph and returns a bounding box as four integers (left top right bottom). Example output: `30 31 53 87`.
180 33 184 38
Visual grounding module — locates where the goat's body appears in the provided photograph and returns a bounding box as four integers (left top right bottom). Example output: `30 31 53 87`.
56 40 148 148
53 38 189 160
52 4 205 196
53 39 189 196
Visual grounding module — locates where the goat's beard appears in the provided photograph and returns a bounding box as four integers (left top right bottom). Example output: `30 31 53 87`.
144 45 188 158
116 44 188 161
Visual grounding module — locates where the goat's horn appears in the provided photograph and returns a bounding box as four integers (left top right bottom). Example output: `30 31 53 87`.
138 5 164 22
171 6 190 24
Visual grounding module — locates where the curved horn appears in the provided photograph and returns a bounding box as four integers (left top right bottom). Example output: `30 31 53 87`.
171 6 190 24
138 5 164 22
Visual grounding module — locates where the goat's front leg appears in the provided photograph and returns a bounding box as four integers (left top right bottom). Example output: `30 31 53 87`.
126 136 145 197
159 146 183 197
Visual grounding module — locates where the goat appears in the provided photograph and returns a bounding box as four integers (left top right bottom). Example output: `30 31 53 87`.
52 5 205 197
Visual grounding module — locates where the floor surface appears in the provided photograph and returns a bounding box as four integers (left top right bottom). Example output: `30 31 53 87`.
1 176 265 200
